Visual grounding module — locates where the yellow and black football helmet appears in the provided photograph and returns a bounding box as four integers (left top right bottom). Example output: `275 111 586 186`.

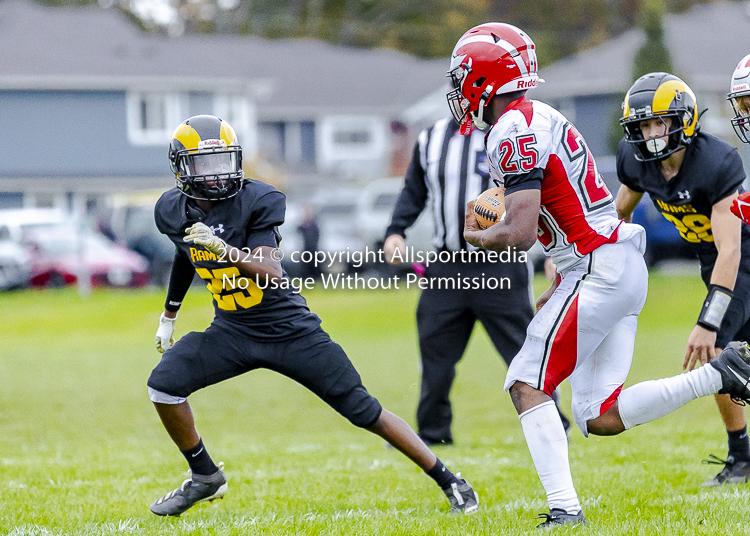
169 115 243 201
620 73 699 161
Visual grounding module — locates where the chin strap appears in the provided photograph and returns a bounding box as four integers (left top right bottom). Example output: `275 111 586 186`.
471 84 494 131
687 108 708 140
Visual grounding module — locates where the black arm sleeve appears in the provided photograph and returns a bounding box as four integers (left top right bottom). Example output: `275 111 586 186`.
385 142 429 239
504 168 543 196
164 247 195 313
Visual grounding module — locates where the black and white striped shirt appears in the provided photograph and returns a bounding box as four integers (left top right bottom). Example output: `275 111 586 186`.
386 117 491 251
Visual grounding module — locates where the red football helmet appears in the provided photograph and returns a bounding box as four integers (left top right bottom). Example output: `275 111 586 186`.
447 23 540 133
728 53 750 143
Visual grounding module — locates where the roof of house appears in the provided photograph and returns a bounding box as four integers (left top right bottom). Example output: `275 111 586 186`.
532 1 750 100
0 0 449 118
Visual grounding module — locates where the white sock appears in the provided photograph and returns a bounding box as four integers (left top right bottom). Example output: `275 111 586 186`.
519 400 581 514
618 363 722 429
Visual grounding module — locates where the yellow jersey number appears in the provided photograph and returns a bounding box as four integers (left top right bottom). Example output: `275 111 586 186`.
661 213 714 243
195 267 263 310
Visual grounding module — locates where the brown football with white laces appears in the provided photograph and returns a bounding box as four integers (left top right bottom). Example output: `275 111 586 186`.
473 187 506 229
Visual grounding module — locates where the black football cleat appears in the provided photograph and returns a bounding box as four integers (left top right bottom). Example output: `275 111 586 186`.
536 508 587 529
701 454 750 486
150 462 227 516
710 341 750 404
443 475 479 514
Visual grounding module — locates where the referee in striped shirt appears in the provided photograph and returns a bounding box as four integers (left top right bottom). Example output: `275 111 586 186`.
384 117 569 445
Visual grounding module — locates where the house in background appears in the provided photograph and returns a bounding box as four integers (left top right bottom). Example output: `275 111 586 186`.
0 0 448 211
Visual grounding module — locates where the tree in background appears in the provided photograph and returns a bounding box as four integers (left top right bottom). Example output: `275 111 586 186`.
488 0 637 67
609 0 675 152
36 0 728 65
632 0 674 79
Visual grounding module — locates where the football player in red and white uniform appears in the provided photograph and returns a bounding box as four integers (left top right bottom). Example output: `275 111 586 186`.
729 54 750 224
450 23 750 528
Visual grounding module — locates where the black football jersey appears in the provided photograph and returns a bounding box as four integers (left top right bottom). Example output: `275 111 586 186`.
617 132 750 270
155 179 321 339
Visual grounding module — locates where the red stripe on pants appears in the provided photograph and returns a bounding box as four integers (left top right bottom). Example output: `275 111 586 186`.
599 384 623 415
543 294 579 396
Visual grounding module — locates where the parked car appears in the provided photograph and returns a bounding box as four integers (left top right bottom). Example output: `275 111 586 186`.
359 177 434 251
0 208 77 243
0 238 31 290
25 226 149 288
354 177 434 275
312 188 366 271
281 188 366 275
108 192 175 287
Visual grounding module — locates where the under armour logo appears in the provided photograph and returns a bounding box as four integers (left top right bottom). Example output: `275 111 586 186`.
211 224 225 234
677 190 691 200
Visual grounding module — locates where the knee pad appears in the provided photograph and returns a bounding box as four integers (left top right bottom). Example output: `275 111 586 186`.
148 386 186 404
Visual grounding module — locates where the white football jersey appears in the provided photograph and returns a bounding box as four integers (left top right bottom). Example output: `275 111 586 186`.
485 98 622 271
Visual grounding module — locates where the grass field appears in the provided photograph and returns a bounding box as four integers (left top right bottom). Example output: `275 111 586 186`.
3 271 750 535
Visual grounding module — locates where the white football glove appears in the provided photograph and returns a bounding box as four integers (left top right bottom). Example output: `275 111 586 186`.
183 222 227 256
155 312 177 354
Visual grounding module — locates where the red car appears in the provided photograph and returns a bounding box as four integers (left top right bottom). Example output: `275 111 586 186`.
26 226 150 288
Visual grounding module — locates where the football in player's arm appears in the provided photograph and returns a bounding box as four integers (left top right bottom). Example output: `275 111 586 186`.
146 114 479 517
616 72 750 487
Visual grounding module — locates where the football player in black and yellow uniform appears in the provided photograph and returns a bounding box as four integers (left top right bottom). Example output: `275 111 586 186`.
146 115 478 516
616 73 750 486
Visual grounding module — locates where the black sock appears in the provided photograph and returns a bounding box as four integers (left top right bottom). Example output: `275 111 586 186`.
426 458 459 490
728 426 750 462
181 438 219 476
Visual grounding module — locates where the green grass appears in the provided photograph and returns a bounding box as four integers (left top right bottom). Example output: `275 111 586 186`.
1 272 749 535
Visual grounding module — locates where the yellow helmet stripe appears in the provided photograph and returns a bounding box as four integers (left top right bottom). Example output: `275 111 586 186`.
219 121 237 145
652 79 697 136
652 80 693 114
172 123 202 151
622 90 632 118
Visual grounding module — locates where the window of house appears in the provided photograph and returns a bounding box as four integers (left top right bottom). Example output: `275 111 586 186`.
126 92 183 145
319 116 386 166
258 122 286 164
214 95 256 158
300 121 316 165
333 129 371 144
214 95 249 133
